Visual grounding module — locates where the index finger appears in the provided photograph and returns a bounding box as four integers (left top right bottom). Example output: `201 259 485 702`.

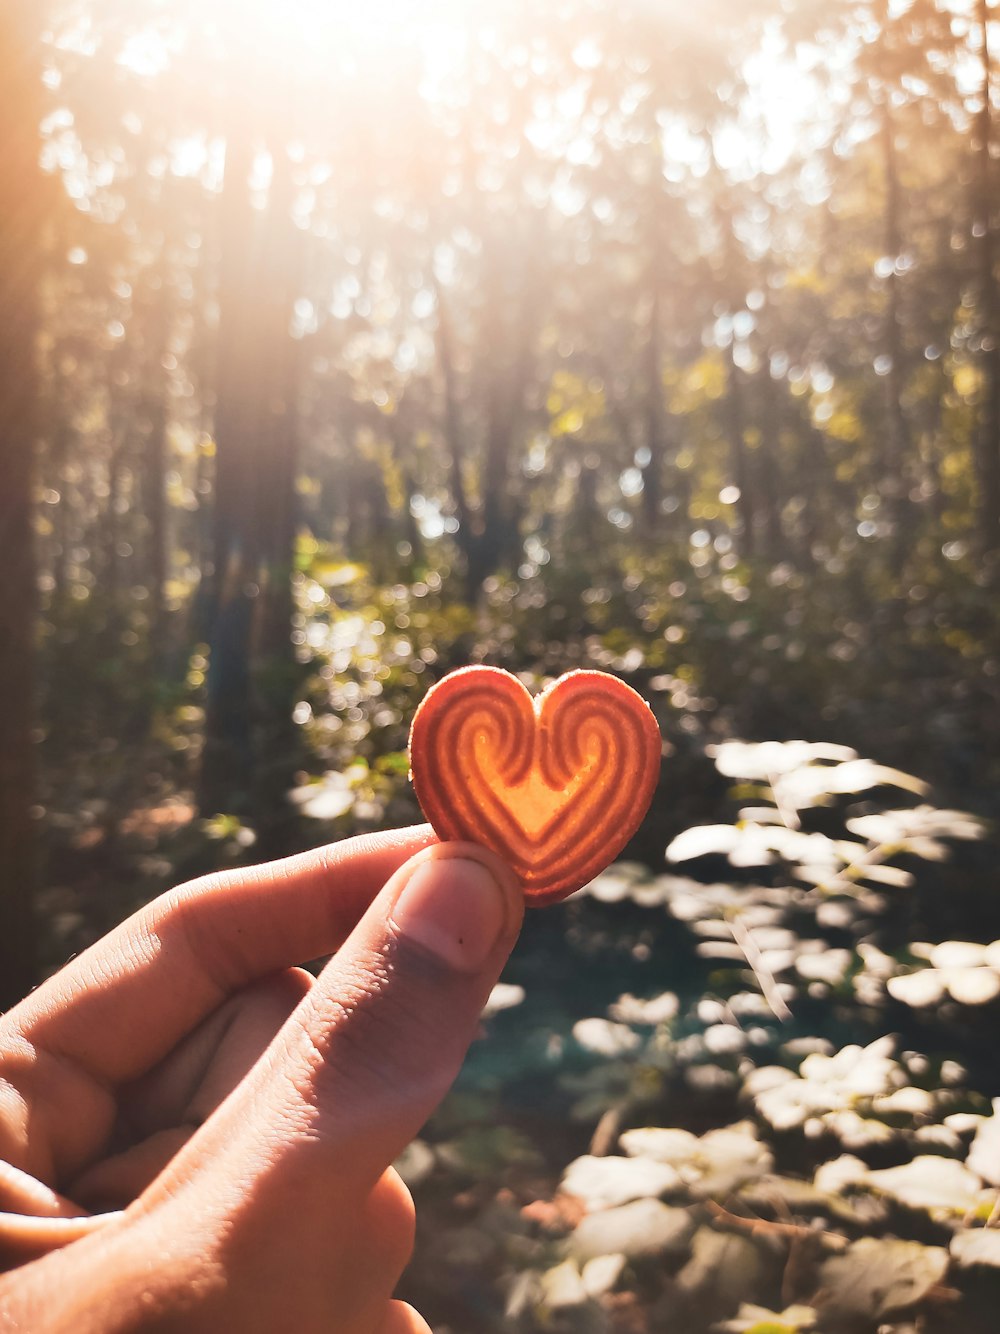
2 826 436 1093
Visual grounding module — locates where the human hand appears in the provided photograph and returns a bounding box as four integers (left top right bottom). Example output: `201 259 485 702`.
0 827 523 1332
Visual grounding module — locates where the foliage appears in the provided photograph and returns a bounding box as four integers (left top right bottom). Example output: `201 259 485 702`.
5 0 1000 1328
389 738 999 1333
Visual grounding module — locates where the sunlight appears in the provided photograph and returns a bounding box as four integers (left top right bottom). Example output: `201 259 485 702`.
195 0 477 83
104 0 830 195
15 0 1000 1319
106 0 483 113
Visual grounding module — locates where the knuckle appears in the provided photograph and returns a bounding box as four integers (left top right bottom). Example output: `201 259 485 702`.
283 948 462 1131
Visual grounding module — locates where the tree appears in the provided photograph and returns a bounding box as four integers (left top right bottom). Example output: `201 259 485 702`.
974 0 1000 551
0 0 44 1007
198 48 304 842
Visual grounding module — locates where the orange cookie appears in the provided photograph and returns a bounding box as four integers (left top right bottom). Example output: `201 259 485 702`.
408 666 661 906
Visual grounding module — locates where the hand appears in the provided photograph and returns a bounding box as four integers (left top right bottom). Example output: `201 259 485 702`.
0 827 523 1332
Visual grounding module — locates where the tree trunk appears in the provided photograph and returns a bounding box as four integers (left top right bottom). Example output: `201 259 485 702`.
433 280 473 545
975 0 1000 552
469 252 537 594
725 344 755 557
198 124 260 818
477 374 517 580
0 0 43 1008
141 275 171 668
756 360 783 562
388 396 425 566
714 174 756 557
47 416 72 602
200 105 303 842
252 162 301 857
104 346 130 614
435 282 489 600
879 91 912 556
640 282 666 536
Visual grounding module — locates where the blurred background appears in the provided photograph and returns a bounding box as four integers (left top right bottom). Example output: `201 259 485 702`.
2 0 1000 1330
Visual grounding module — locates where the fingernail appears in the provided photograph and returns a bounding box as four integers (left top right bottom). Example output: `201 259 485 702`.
390 853 510 972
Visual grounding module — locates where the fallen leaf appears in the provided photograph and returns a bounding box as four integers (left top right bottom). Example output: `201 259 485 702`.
818 1237 949 1319
561 1155 682 1211
569 1198 695 1262
950 1228 1000 1269
865 1156 987 1216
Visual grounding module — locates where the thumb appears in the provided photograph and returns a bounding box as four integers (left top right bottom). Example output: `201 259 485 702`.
94 844 523 1333
250 841 524 1192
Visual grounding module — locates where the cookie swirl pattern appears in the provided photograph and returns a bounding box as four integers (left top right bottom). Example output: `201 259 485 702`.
408 666 662 905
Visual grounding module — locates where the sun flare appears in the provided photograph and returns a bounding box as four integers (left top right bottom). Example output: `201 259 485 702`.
109 0 481 96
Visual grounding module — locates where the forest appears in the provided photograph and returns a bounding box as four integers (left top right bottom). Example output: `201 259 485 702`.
2 0 1000 1329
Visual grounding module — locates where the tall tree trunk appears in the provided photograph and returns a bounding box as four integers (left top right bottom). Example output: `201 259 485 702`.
436 282 488 601
640 155 674 539
756 360 783 563
433 280 473 545
198 124 260 817
469 249 537 594
476 261 516 585
342 434 361 555
104 343 130 614
252 164 301 857
879 91 912 553
105 433 124 610
640 281 666 536
713 174 756 557
975 0 1000 552
478 374 516 580
47 417 71 603
200 101 303 842
0 1 43 1008
725 343 755 557
141 275 171 669
388 396 425 566
187 175 222 649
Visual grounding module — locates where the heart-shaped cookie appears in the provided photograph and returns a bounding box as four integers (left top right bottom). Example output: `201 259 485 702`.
408 666 661 905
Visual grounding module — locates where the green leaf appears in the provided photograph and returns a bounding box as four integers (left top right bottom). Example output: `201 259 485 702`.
374 750 411 776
